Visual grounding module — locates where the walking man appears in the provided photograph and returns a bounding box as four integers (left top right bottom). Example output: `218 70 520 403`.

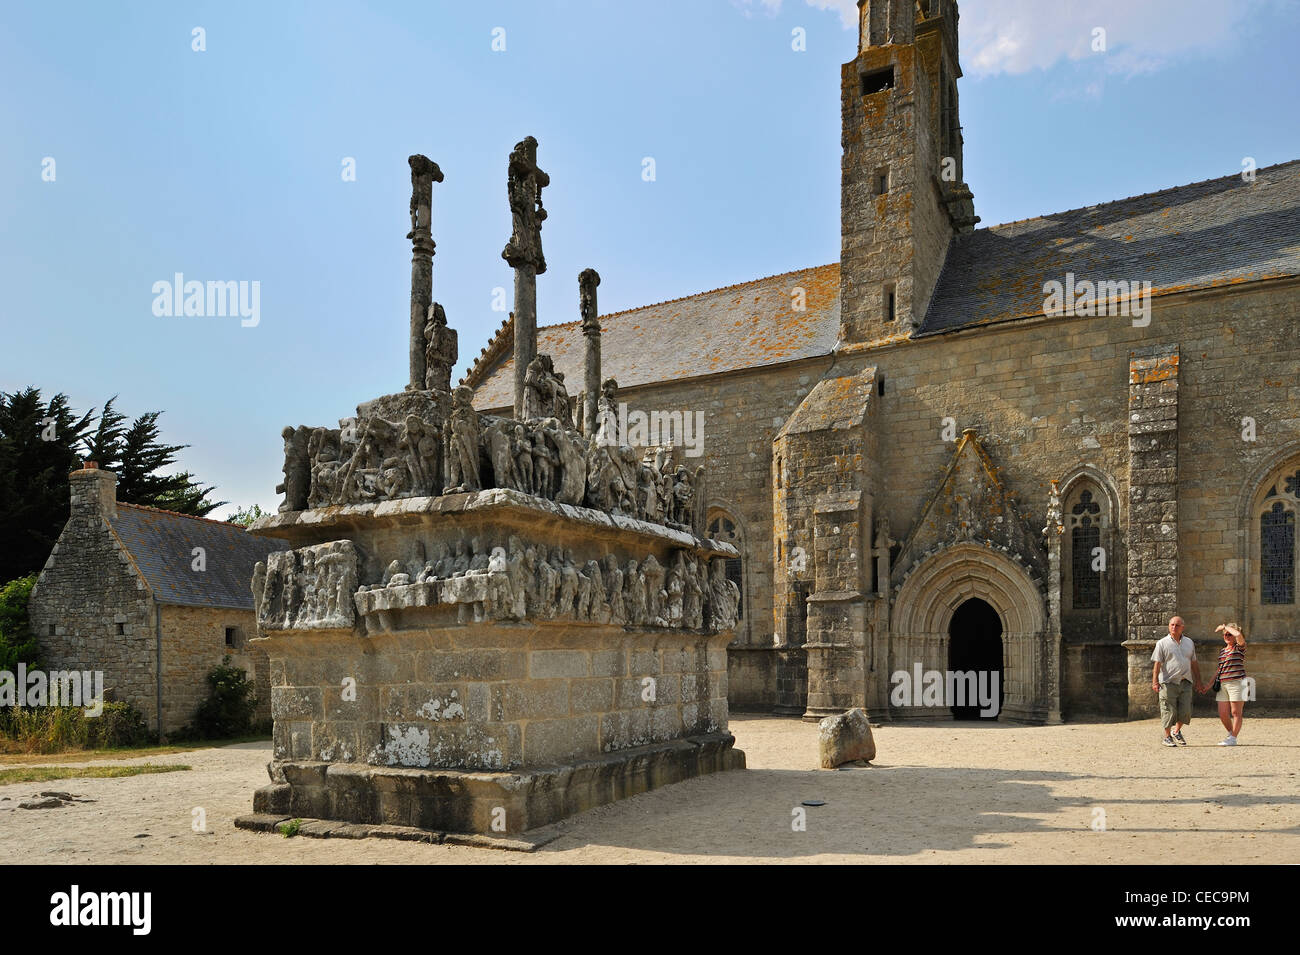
1151 616 1203 747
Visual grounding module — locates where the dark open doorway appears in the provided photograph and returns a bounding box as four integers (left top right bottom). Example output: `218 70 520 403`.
947 598 1004 720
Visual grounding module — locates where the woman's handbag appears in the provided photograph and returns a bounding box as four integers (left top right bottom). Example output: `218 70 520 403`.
1212 678 1221 692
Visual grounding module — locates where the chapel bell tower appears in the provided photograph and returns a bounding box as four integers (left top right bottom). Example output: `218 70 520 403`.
840 0 978 344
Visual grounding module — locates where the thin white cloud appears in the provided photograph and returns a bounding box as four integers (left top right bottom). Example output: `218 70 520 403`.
740 0 1279 77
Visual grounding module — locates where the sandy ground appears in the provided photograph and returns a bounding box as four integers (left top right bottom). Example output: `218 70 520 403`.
2 714 1297 864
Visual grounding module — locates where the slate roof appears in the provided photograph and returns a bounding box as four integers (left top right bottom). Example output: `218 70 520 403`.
918 160 1300 336
466 263 840 411
465 162 1299 400
110 504 287 611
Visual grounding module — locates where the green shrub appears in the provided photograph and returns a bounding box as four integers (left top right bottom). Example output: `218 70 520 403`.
188 655 257 740
0 575 39 672
0 701 151 753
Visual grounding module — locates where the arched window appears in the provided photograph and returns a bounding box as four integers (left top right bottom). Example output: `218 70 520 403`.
1259 472 1299 605
1069 490 1102 609
707 512 744 621
1062 480 1111 617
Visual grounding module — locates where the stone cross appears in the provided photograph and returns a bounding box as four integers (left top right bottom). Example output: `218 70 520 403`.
579 268 601 436
502 136 549 420
407 154 444 392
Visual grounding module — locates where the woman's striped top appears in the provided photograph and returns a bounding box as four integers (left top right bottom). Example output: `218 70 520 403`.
1217 643 1246 682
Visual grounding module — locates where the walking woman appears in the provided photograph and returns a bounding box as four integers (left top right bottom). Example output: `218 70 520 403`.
1212 623 1248 746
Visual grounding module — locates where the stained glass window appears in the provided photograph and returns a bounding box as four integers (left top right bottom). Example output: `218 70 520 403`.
1261 501 1296 605
1070 490 1102 609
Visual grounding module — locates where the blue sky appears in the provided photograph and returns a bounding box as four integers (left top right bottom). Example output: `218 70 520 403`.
3 0 1298 516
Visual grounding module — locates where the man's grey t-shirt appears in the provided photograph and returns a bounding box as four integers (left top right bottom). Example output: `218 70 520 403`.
1151 634 1195 684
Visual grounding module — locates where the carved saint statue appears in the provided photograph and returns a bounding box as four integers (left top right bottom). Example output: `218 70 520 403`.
444 386 481 493
424 302 458 393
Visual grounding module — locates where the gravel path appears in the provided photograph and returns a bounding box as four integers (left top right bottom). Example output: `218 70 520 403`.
3 715 1296 864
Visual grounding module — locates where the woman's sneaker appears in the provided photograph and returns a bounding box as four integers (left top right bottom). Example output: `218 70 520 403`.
1161 736 1178 747
1173 731 1186 745
1217 736 1237 746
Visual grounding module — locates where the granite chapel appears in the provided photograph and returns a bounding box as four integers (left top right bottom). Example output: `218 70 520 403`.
463 0 1300 723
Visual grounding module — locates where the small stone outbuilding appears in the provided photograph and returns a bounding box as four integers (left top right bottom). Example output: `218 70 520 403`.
28 463 285 735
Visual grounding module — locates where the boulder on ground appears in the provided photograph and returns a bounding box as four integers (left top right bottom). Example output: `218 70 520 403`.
818 707 875 769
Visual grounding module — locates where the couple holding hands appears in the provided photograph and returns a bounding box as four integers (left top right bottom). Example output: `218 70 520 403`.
1151 616 1249 747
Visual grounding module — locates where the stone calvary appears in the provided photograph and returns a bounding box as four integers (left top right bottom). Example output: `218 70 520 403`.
240 140 744 837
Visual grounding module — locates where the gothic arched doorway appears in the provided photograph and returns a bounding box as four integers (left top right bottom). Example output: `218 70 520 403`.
947 597 1003 720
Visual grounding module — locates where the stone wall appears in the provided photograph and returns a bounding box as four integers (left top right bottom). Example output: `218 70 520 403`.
611 276 1300 715
265 628 730 771
159 604 269 734
29 471 160 729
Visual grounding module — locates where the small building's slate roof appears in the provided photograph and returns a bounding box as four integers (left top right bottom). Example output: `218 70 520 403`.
110 504 287 611
918 160 1300 336
466 264 841 411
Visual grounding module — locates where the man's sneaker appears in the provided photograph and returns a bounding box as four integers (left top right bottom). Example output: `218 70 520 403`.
1173 731 1187 745
1161 736 1178 747
1217 736 1237 746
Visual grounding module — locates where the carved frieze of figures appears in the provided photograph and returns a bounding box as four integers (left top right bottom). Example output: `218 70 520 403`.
253 540 360 632
277 360 712 537
351 536 730 633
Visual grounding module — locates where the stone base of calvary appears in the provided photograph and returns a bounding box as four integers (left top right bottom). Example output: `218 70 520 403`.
241 145 744 836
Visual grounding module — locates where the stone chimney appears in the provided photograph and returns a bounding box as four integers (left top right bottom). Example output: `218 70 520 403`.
69 462 117 521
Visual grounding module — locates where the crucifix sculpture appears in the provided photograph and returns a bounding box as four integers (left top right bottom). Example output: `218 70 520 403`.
502 136 549 420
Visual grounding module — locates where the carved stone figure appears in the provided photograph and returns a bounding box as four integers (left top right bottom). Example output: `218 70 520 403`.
398 415 432 496
654 449 674 522
683 554 705 630
450 538 470 576
671 466 693 527
377 455 409 499
487 546 517 620
306 427 342 509
512 424 534 495
535 548 560 619
604 554 626 625
408 154 443 237
424 302 458 394
546 419 588 506
615 447 640 514
594 377 619 447
505 536 530 618
484 418 518 492
643 554 667 626
708 557 740 631
532 429 558 500
277 426 312 512
624 559 646 626
431 541 452 579
523 354 551 423
558 549 580 617
583 559 606 622
469 537 489 573
665 557 685 629
638 461 660 523
502 135 549 274
445 386 481 493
